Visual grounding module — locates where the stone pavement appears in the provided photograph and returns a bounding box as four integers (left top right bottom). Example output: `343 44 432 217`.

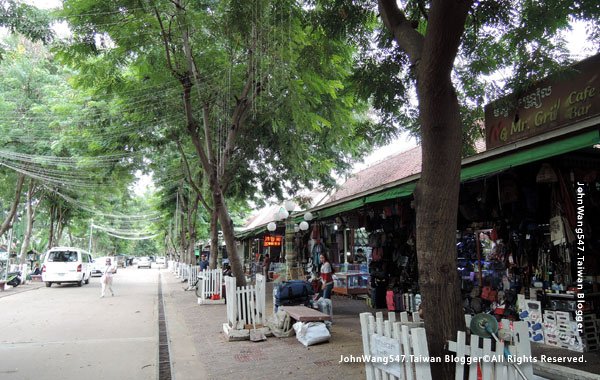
161 270 600 380
161 270 371 380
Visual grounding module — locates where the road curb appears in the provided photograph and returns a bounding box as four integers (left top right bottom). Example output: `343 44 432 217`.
160 270 209 380
0 282 44 298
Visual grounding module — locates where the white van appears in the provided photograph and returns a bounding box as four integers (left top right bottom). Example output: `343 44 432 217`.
42 247 93 287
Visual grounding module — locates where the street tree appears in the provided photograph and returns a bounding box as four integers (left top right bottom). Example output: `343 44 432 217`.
313 0 599 377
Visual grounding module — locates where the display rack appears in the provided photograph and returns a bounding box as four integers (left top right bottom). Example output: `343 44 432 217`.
333 272 370 296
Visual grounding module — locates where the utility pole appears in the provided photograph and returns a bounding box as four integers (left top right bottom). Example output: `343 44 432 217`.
88 219 93 255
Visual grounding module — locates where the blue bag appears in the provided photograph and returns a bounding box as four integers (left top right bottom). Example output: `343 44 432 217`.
274 280 314 302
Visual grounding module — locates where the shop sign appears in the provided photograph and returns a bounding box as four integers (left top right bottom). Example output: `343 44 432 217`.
264 235 282 247
484 54 600 150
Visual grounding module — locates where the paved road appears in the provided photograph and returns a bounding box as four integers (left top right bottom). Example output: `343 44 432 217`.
0 267 160 380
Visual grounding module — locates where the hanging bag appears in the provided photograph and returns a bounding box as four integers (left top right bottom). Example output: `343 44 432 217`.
481 286 498 302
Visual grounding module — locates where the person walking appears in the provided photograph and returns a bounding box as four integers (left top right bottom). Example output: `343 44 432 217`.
100 257 116 298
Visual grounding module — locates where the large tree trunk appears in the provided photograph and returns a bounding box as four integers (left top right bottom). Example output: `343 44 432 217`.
48 204 55 249
379 1 471 378
55 209 65 247
167 226 179 261
209 209 219 269
179 205 188 264
177 190 190 264
212 187 245 286
186 193 200 265
414 77 465 377
19 180 37 264
0 174 25 237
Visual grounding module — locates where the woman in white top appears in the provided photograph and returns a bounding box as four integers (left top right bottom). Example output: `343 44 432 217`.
101 258 116 297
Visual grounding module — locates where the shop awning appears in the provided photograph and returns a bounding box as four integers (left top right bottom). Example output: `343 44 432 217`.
460 129 599 181
317 129 599 213
318 198 365 218
364 182 417 204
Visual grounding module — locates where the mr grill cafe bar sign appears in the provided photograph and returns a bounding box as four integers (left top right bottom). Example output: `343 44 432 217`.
485 54 600 149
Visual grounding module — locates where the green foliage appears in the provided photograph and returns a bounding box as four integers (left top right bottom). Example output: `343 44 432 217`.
0 0 54 48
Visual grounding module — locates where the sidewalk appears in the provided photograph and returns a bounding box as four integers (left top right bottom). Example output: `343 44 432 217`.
161 270 370 380
0 279 45 299
160 270 600 380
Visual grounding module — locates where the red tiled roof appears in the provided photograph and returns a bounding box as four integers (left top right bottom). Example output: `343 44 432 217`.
328 146 422 202
242 190 330 229
328 140 486 203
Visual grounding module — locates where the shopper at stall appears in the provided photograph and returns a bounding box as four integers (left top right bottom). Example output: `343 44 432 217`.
319 253 334 299
355 248 366 263
262 253 271 281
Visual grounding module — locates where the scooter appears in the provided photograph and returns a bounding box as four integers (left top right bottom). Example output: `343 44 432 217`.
5 271 22 287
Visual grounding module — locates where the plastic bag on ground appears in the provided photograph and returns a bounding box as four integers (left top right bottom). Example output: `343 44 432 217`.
315 298 333 321
293 321 331 347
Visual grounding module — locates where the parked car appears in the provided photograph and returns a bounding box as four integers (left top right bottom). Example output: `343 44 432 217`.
91 257 105 277
155 257 166 266
114 255 127 268
42 247 93 287
137 257 151 269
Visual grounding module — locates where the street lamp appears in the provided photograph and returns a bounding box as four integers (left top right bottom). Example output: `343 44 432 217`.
266 202 314 280
282 201 297 278
299 221 309 231
304 212 313 222
282 202 317 280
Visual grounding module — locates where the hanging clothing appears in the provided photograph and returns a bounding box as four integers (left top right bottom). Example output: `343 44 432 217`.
312 243 323 271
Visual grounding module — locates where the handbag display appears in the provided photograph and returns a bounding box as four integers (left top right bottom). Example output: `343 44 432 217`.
481 286 498 302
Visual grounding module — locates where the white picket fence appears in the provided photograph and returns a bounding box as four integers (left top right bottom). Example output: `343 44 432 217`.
175 263 188 280
197 268 225 304
224 274 266 328
360 312 534 380
360 311 431 380
187 265 200 286
450 318 534 380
